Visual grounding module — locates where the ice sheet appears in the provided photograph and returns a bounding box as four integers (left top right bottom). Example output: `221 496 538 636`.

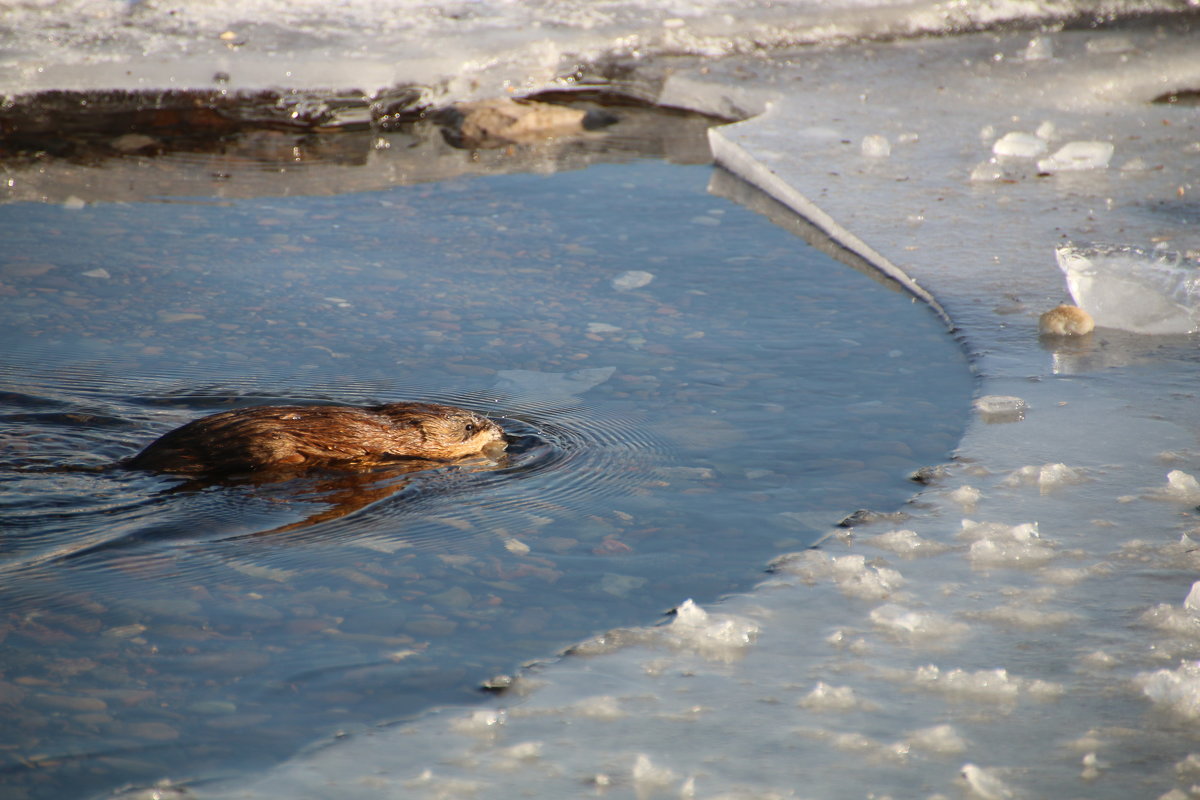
1 0 1191 102
184 18 1200 800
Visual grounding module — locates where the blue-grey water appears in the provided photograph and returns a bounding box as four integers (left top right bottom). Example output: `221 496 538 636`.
0 159 971 797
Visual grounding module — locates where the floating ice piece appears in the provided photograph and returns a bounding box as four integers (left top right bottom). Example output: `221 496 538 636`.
961 763 1016 800
948 485 982 512
631 754 677 798
1136 661 1200 719
861 134 890 157
1057 243 1200 335
973 395 1026 423
969 158 1008 183
1000 463 1086 493
1185 581 1200 612
572 599 760 662
1139 580 1200 638
914 664 1063 703
612 269 655 290
870 604 968 641
961 519 1055 568
770 551 904 599
1023 36 1054 61
975 601 1077 629
799 682 877 711
831 554 905 600
906 724 968 755
864 528 951 558
495 366 616 403
1037 140 1113 172
992 132 1047 158
1153 470 1200 503
450 709 507 735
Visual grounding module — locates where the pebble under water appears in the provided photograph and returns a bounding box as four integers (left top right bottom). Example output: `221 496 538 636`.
0 159 971 797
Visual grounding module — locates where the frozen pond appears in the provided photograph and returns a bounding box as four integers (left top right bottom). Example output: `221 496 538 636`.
0 150 970 797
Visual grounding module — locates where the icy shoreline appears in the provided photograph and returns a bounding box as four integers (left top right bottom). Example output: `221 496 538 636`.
167 17 1200 800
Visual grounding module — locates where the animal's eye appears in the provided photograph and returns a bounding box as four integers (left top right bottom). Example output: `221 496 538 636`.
464 422 476 434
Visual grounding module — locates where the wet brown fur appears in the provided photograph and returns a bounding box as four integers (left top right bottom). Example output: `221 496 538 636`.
128 402 506 475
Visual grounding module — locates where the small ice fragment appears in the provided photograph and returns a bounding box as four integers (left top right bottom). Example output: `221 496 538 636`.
1120 156 1149 171
897 132 919 144
1038 304 1094 335
631 754 676 797
450 709 506 734
961 763 1016 800
661 599 759 660
63 196 86 210
1136 661 1200 719
503 537 530 555
861 134 891 157
799 682 874 711
1000 463 1086 493
906 724 968 755
612 270 655 291
570 695 625 720
949 485 982 512
915 665 1021 702
1157 470 1200 503
587 322 622 334
81 268 111 279
870 604 968 641
830 554 905 600
1184 581 1200 612
1085 35 1135 55
1057 244 1200 335
865 529 950 558
1037 141 1113 173
1023 36 1054 60
961 519 1055 568
969 159 1006 183
1035 120 1056 140
973 395 1026 423
993 132 1047 158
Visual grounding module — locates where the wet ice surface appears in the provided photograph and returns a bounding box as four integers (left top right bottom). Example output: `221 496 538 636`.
1 0 1173 101
193 18 1200 800
0 160 969 797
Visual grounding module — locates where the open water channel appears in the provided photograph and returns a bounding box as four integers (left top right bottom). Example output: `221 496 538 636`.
0 120 972 797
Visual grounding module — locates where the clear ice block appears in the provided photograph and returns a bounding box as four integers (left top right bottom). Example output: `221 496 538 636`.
1056 244 1200 335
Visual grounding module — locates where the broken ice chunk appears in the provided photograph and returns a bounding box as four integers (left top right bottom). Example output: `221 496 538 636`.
612 270 655 291
961 763 1016 800
1136 661 1200 719
1023 36 1054 61
992 132 1047 158
973 395 1026 423
1037 141 1113 172
861 134 891 157
1057 243 1200 335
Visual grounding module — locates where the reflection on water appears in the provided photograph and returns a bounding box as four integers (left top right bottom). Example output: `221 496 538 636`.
0 160 970 797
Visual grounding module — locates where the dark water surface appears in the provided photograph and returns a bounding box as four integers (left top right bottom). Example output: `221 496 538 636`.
0 160 971 797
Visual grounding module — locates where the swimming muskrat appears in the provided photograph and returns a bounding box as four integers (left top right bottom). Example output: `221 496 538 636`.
1038 304 1095 336
127 402 507 475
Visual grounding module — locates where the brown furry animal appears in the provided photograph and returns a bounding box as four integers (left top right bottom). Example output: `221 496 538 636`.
128 402 506 475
